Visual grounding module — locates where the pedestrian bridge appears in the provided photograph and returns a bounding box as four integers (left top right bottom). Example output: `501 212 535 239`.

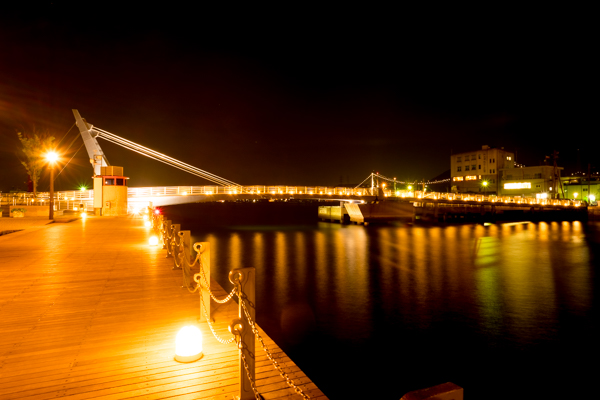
3 186 586 216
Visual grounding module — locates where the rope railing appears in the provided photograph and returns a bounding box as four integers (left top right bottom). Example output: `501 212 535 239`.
150 208 311 400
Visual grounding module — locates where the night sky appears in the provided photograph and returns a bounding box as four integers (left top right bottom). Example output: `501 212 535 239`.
0 4 594 192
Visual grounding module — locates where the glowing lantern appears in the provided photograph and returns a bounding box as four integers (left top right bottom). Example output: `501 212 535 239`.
149 235 159 246
175 325 203 362
144 220 151 228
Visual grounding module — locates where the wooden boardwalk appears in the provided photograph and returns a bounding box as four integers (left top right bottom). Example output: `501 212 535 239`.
0 216 327 399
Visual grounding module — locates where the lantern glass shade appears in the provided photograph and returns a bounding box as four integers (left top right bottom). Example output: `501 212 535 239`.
175 325 203 362
149 236 159 246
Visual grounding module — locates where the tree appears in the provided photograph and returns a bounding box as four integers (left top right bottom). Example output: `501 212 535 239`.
17 131 55 198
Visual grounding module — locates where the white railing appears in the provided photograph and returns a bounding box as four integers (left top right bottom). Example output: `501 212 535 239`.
126 185 376 197
2 187 585 210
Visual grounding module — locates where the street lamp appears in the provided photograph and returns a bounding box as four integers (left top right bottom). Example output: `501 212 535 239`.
45 151 58 220
482 180 489 194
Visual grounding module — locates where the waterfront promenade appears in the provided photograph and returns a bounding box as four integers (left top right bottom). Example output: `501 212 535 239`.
0 215 326 399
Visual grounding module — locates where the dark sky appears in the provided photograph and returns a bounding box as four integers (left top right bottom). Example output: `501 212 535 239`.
0 4 594 192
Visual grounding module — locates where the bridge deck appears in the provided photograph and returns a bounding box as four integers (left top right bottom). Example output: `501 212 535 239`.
0 216 326 399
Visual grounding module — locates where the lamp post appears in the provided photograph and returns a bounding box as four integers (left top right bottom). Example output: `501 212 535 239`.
46 152 58 220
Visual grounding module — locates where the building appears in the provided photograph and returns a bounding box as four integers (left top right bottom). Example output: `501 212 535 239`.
561 173 600 203
450 145 515 194
498 165 563 198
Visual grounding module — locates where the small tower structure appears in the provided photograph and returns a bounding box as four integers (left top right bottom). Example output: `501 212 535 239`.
97 166 129 216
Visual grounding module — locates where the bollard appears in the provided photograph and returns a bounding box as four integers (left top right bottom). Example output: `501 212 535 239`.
162 220 171 250
170 224 180 263
196 242 211 323
175 230 190 272
229 268 256 400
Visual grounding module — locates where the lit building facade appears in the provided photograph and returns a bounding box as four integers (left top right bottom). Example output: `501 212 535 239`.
450 145 515 194
561 173 600 203
498 165 563 198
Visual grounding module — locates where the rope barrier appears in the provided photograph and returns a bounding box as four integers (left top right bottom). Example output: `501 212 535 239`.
151 207 311 399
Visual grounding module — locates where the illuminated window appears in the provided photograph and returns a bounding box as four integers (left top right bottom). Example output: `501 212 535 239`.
507 156 512 160
504 182 531 189
104 178 114 185
453 177 464 181
466 176 477 180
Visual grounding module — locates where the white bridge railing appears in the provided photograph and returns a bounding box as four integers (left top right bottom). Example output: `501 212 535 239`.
127 185 376 197
1 187 585 211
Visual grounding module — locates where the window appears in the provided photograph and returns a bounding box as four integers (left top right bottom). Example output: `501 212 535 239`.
453 177 464 181
466 176 477 180
471 155 476 160
116 178 124 186
465 165 470 171
507 156 512 160
478 165 481 170
457 166 462 172
104 178 114 185
457 156 462 162
479 154 481 159
471 165 476 170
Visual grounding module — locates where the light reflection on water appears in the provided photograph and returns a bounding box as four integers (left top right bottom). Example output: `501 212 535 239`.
188 220 598 399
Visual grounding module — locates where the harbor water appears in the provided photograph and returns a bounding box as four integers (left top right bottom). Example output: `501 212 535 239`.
163 203 598 399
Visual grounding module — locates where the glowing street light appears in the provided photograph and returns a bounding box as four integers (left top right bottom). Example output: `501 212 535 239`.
482 180 489 195
45 151 59 220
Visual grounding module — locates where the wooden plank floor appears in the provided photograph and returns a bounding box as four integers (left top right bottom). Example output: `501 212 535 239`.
0 216 327 399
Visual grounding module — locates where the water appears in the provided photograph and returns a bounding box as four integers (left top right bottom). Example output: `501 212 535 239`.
164 205 599 399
